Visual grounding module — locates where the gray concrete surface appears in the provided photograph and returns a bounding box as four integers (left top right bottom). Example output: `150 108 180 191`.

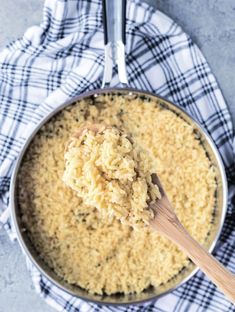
0 0 235 311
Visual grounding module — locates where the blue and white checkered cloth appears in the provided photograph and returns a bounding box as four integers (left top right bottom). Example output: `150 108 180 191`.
0 0 235 311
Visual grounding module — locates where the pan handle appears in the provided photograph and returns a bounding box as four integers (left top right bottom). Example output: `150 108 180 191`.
102 0 128 87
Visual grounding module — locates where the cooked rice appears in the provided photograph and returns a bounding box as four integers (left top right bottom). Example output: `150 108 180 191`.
18 94 216 295
63 126 160 227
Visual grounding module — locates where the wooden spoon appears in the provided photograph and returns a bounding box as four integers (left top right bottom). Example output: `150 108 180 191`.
150 173 235 304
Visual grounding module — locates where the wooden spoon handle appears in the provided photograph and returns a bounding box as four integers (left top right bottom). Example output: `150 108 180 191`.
151 217 235 304
150 174 235 304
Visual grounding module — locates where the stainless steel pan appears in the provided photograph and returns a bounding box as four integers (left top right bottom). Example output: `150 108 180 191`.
10 0 228 306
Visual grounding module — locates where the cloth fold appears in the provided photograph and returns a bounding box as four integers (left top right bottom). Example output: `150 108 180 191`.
0 0 234 311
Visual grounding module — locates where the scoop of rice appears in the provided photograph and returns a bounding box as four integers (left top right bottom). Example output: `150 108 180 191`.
63 126 160 226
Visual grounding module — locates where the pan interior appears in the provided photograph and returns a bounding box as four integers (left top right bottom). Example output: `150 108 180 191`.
12 89 227 305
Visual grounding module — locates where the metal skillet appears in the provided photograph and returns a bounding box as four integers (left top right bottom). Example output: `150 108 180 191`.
10 0 228 306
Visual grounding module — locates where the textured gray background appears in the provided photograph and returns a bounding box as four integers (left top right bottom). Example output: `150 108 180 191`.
0 0 235 311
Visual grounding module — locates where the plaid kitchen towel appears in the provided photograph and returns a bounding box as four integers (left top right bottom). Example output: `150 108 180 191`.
0 0 235 311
